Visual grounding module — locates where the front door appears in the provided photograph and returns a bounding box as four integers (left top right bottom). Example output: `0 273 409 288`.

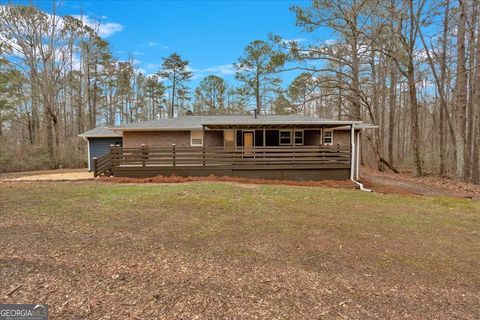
243 132 254 154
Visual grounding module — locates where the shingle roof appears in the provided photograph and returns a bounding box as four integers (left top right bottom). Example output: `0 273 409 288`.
78 126 122 138
112 115 363 131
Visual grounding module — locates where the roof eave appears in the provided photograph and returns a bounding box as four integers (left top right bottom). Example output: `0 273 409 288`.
78 134 123 138
110 120 363 131
110 127 203 132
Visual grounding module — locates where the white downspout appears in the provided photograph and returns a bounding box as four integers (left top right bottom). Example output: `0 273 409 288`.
86 138 91 171
356 130 360 179
350 124 355 180
350 125 371 192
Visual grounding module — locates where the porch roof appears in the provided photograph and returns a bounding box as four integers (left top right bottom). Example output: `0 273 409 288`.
111 115 364 131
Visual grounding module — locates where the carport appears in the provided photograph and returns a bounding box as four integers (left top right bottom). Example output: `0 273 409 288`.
79 127 123 171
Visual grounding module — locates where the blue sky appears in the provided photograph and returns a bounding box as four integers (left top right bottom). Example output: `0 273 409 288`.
25 0 335 88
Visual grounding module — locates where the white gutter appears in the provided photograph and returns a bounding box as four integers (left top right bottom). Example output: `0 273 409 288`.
350 125 371 192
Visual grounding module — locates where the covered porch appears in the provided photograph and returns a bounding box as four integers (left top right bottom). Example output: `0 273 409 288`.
201 122 343 150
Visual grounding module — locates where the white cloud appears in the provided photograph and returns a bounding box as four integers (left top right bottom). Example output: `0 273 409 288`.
71 14 124 38
323 38 337 46
281 38 307 45
192 64 236 76
146 63 161 71
147 42 169 49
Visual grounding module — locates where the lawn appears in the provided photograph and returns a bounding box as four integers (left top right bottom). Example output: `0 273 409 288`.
0 181 479 319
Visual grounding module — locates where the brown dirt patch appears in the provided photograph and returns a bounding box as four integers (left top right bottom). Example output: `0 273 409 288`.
361 166 480 199
1 169 93 181
99 174 357 189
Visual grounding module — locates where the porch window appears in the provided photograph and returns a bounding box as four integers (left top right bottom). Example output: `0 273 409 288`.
323 130 333 145
279 130 292 145
294 130 304 145
190 130 203 146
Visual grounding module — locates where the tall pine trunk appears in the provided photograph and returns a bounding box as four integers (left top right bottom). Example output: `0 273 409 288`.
455 0 468 180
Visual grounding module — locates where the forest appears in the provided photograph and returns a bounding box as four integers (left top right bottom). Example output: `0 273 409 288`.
0 0 479 184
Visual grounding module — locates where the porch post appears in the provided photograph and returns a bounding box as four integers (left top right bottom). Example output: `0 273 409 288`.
234 127 237 150
263 126 266 147
293 126 296 147
92 157 97 177
350 124 355 180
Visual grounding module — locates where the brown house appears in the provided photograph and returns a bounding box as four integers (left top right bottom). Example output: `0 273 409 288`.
83 115 376 181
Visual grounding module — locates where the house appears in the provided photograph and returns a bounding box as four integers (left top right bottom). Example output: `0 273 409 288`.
78 126 122 171
79 115 376 181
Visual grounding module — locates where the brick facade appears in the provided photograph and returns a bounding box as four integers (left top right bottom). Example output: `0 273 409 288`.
302 129 352 146
304 130 321 145
123 131 190 148
205 131 224 147
123 130 224 148
332 130 351 146
123 129 353 148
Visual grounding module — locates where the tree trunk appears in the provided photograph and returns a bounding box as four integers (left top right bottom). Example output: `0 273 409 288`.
350 37 361 120
388 57 397 164
472 11 480 184
466 1 477 180
171 70 176 118
439 0 450 176
455 0 468 180
407 60 422 176
255 71 261 114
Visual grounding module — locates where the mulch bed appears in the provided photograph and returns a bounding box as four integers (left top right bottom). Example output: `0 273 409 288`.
100 174 358 188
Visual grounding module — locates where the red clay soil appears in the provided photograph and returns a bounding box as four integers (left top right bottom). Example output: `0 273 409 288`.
100 174 358 189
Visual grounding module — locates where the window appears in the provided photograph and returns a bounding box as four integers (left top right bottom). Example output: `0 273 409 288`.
294 130 304 145
323 130 333 145
190 130 203 146
224 130 234 149
279 130 292 145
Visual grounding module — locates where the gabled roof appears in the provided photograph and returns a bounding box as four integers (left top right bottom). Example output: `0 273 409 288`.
111 115 364 131
78 126 122 138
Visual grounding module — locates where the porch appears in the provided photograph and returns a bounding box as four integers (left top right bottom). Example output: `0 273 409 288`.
93 145 352 181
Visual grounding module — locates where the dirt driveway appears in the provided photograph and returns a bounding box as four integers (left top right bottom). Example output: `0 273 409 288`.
360 167 480 199
0 168 93 181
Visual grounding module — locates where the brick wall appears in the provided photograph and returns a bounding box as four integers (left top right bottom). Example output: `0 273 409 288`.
332 130 351 146
122 129 352 148
123 130 224 148
205 131 223 147
304 129 351 146
304 130 321 145
123 131 190 148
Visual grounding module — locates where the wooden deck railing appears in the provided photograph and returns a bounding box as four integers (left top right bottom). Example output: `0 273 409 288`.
94 145 351 177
